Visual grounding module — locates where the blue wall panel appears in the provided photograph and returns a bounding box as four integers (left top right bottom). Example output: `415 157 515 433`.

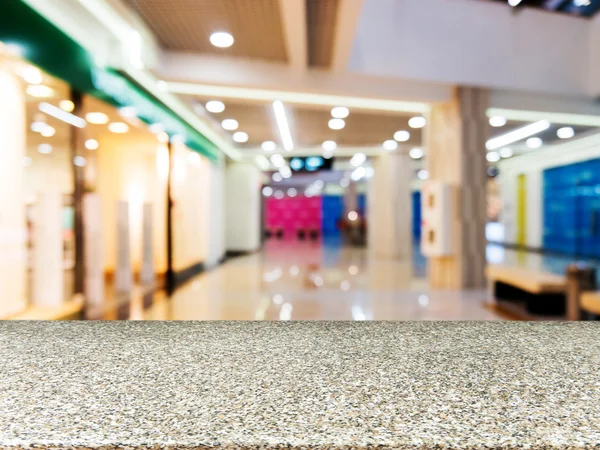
322 195 343 236
543 158 600 257
413 191 421 241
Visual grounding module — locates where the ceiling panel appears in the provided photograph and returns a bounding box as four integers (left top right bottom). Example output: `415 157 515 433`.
123 0 288 61
292 107 423 147
306 0 339 68
184 96 423 149
488 120 595 148
484 0 600 17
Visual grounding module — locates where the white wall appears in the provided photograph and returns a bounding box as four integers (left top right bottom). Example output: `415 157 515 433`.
498 132 600 248
350 0 591 96
225 162 261 253
0 68 27 317
206 158 226 268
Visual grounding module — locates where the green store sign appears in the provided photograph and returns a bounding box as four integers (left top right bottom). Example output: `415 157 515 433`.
0 0 218 162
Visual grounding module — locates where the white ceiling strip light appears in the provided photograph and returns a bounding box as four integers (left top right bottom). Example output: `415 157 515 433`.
38 102 86 128
167 82 429 114
487 108 600 127
486 120 550 150
273 100 294 151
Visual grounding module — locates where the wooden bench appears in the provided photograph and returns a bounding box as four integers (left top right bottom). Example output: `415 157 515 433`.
486 265 567 315
581 291 600 317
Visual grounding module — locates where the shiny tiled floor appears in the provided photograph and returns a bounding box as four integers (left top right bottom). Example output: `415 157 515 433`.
131 239 503 321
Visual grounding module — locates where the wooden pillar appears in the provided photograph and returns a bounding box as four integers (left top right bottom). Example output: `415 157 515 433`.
426 87 488 289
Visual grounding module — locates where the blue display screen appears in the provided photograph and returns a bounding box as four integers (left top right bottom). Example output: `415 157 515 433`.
289 156 333 172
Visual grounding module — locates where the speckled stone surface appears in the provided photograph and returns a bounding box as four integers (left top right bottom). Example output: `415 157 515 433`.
0 322 600 450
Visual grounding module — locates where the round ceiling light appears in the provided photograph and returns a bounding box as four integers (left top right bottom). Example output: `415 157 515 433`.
262 141 277 151
38 143 53 154
210 32 234 48
383 140 398 151
486 151 501 163
499 147 513 158
59 100 75 112
26 85 54 98
85 139 99 150
206 100 225 113
526 137 543 149
287 188 297 197
408 116 426 129
272 172 283 182
328 118 345 130
233 131 249 143
41 126 55 137
108 122 129 133
262 186 273 197
409 148 424 159
394 130 410 142
23 66 42 84
417 169 429 180
489 116 507 127
557 127 575 139
322 140 337 151
331 106 349 119
86 112 109 124
221 119 239 131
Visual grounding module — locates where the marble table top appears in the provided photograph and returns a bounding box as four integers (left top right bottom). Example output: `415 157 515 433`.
0 321 599 450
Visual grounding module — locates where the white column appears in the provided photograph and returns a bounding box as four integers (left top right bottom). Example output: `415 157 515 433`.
84 193 104 307
115 200 133 292
206 159 226 268
140 203 154 285
33 190 63 307
225 162 261 253
0 68 27 317
368 151 413 259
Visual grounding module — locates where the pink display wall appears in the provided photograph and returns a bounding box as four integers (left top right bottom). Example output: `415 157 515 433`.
266 196 322 238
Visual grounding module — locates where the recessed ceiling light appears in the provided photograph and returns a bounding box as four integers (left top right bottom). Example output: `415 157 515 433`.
23 66 42 84
221 119 239 131
59 100 75 112
328 118 345 130
73 156 86 167
574 0 590 6
417 169 429 180
486 151 501 163
38 143 52 154
322 140 337 151
409 148 424 159
383 140 398 151
272 172 283 182
323 150 334 159
274 190 284 199
508 0 522 6
489 116 507 127
331 106 349 119
86 112 109 124
340 178 350 187
206 100 225 113
85 139 99 150
557 127 575 139
262 141 277 151
350 153 366 167
526 137 543 149
262 186 273 197
210 31 234 48
270 154 285 168
279 166 292 179
394 130 410 142
31 121 47 133
499 147 513 158
108 122 129 133
26 85 54 98
41 125 55 137
287 188 297 197
408 116 426 129
233 131 249 143
149 123 165 134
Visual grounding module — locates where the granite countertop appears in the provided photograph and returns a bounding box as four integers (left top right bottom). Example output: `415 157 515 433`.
1 321 600 450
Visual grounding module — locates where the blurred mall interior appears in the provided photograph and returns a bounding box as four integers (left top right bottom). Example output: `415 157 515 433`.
2 0 600 320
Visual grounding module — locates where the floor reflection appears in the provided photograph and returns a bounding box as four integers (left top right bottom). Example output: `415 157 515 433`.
91 239 503 321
